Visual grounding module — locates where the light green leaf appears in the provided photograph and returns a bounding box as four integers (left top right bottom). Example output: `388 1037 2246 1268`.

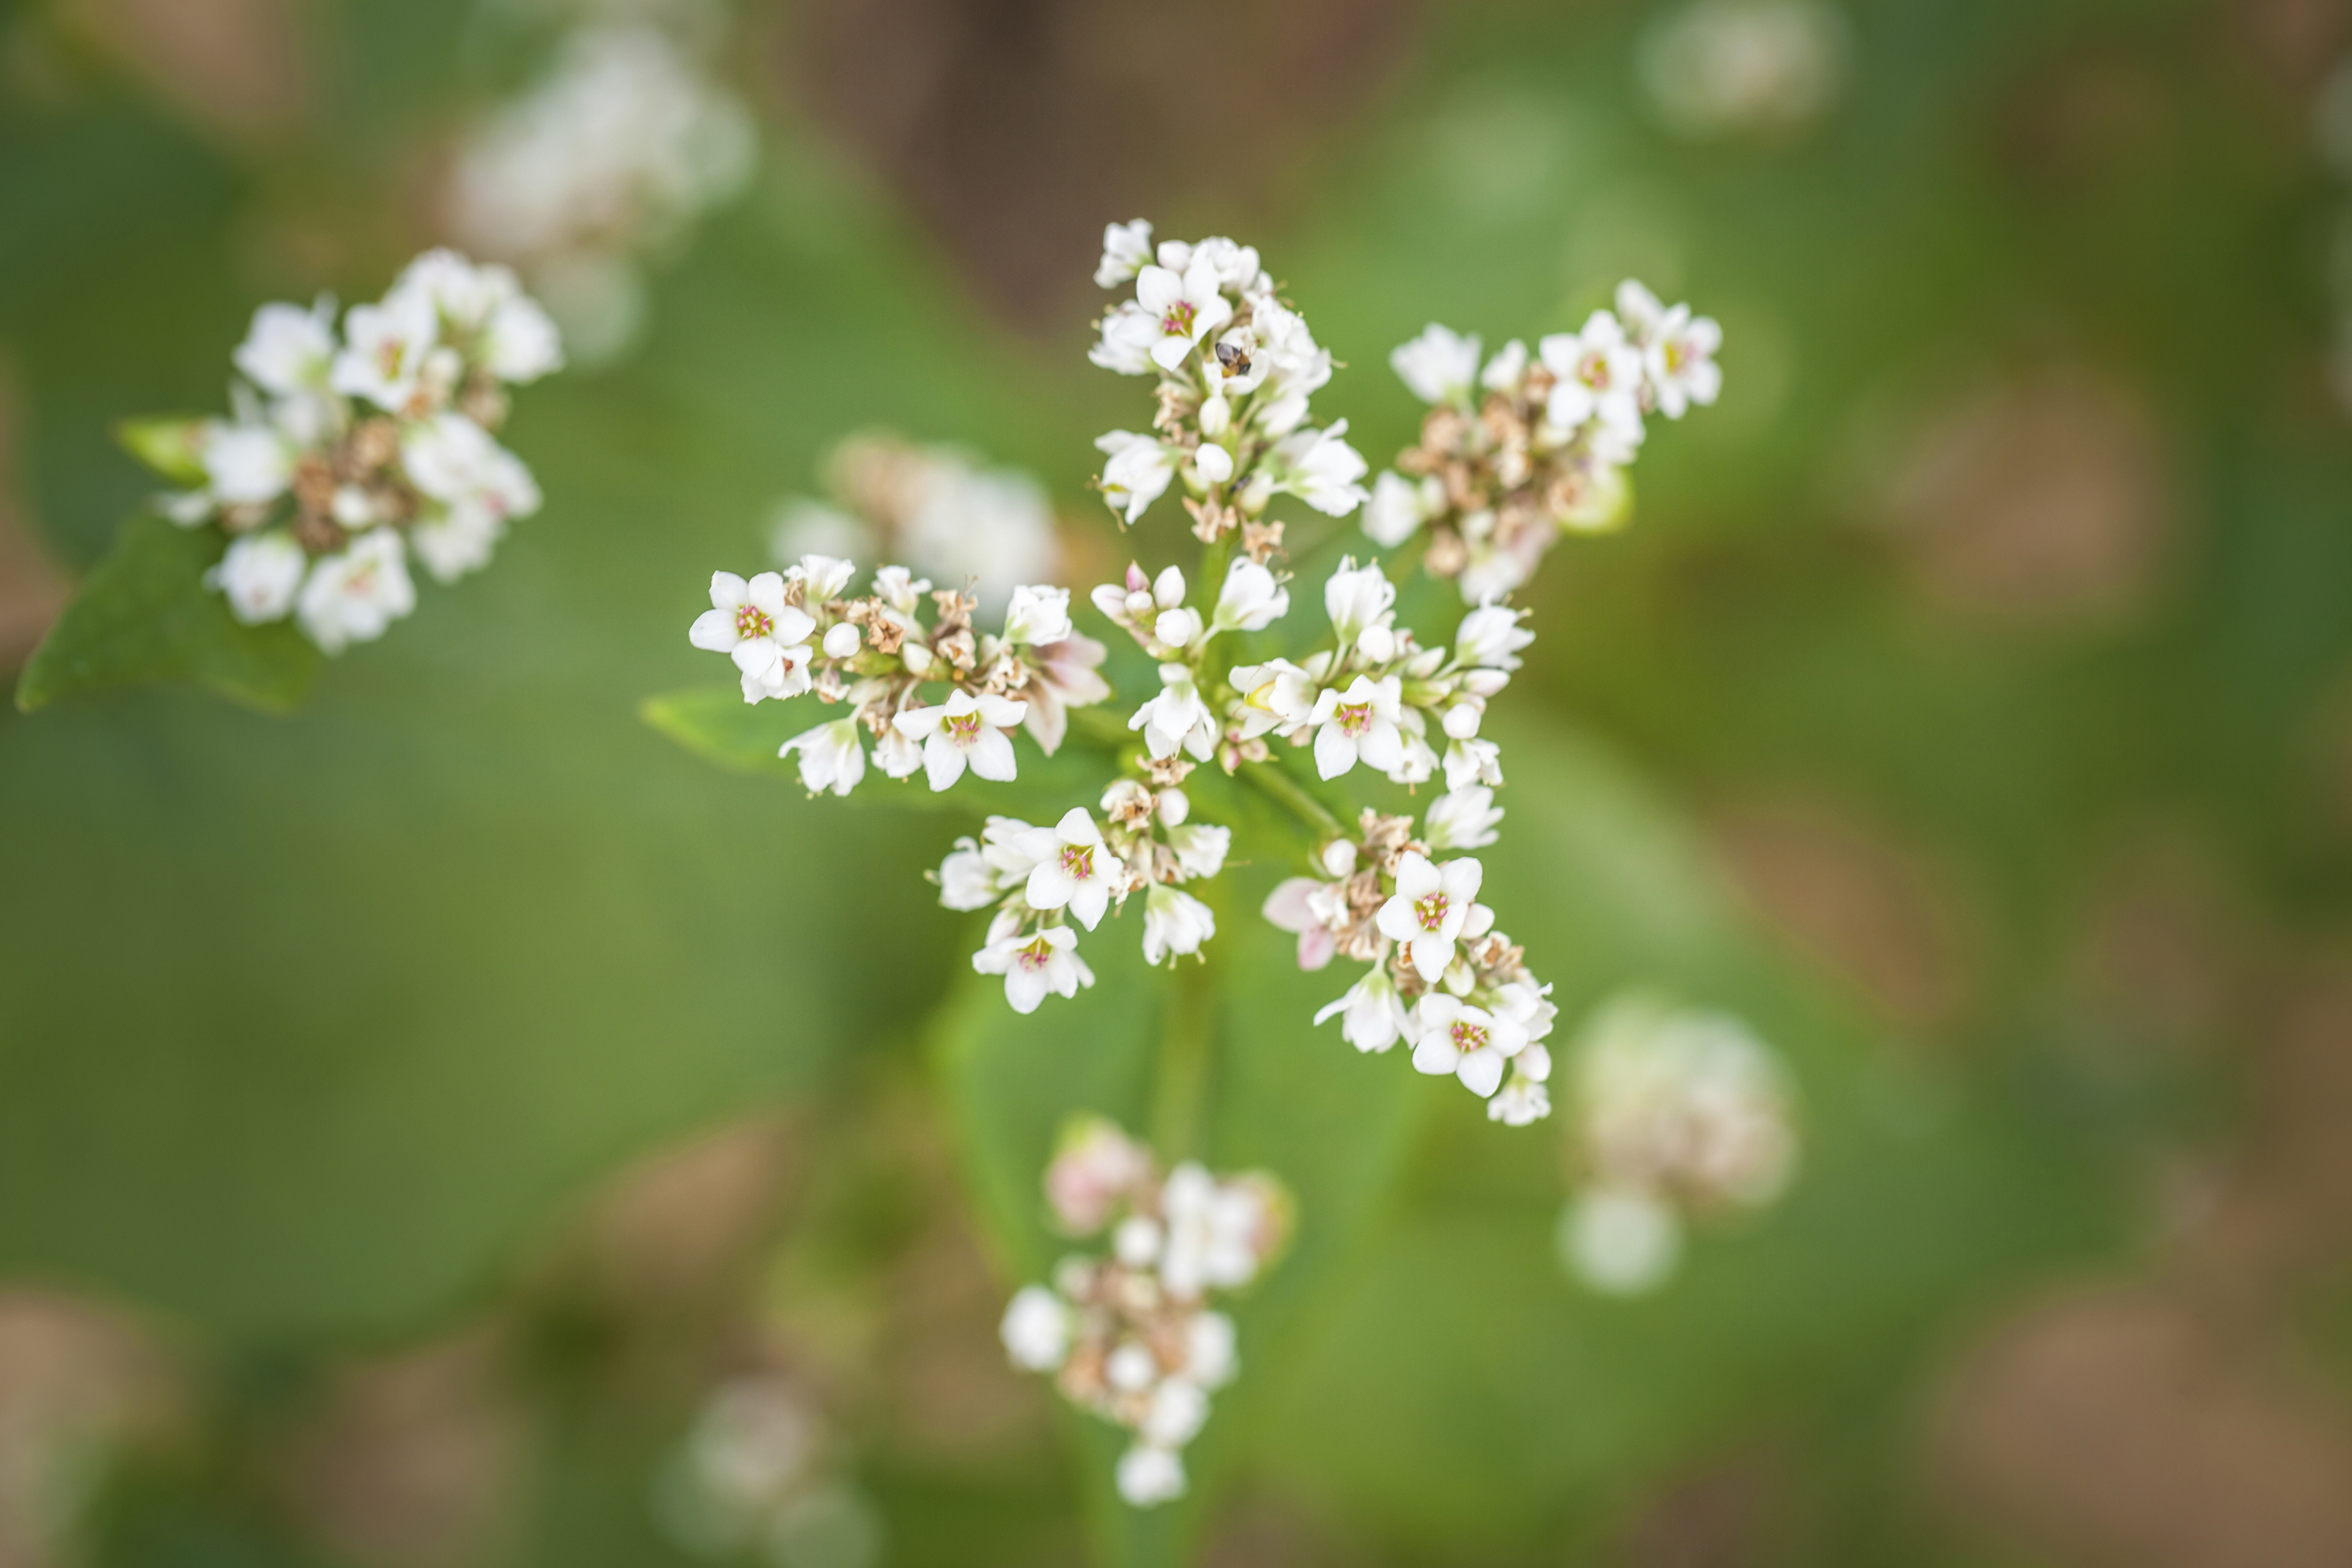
115 416 212 488
15 513 318 714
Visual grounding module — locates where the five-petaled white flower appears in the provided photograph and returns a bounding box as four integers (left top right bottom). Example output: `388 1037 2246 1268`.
1390 323 1483 407
691 571 818 705
296 529 416 653
1313 967 1407 1052
201 422 295 507
206 531 307 624
1410 993 1530 1098
1267 419 1369 517
1642 309 1722 419
1454 602 1534 670
1135 256 1234 371
1001 583 1075 647
1130 664 1215 761
1376 851 1484 982
1322 556 1396 646
1539 311 1646 439
973 920 1094 1013
1424 786 1504 851
1097 431 1176 524
1095 219 1156 289
233 299 336 397
894 688 1029 791
1210 557 1288 634
1166 822 1230 880
1142 884 1216 966
1307 673 1405 780
331 291 439 416
1018 808 1116 929
779 717 867 797
1226 659 1315 741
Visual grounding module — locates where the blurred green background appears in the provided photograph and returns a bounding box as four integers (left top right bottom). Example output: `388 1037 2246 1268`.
5 0 2352 1563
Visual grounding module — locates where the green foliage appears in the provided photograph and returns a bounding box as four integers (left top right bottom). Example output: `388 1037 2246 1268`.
15 514 320 713
116 416 210 486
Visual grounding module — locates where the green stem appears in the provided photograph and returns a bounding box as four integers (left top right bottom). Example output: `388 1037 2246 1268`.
1150 951 1215 1163
1236 756 1347 843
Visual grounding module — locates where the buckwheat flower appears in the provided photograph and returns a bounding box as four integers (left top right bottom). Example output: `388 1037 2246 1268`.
1090 303 1161 375
1095 219 1155 288
1307 673 1406 780
201 422 294 506
893 688 1029 791
1227 659 1316 741
1130 664 1215 761
1642 303 1723 419
873 725 923 780
1268 419 1370 517
1561 1186 1682 1296
1390 323 1483 407
483 291 564 383
822 623 861 659
1410 993 1529 1098
1187 236 1266 294
935 837 1002 911
1000 1286 1072 1370
1210 557 1288 634
1161 1163 1276 1295
1314 967 1406 1052
1265 878 1338 971
1046 1117 1154 1232
1153 606 1204 650
1142 885 1215 966
332 291 439 415
779 717 867 797
296 529 416 653
1018 634 1111 756
1443 736 1504 793
1377 851 1483 982
1455 602 1534 670
691 571 818 705
1116 1446 1185 1508
1539 312 1646 439
1323 557 1396 646
1424 786 1504 851
206 530 307 624
1097 431 1177 524
233 299 336 396
1140 1380 1209 1448
1001 583 1074 648
1166 822 1230 880
1488 1043 1554 1126
1135 255 1233 371
1201 329 1268 401
1185 1312 1238 1388
1481 337 1530 392
1017 808 1116 929
793 554 858 602
972 922 1093 1013
1363 470 1443 548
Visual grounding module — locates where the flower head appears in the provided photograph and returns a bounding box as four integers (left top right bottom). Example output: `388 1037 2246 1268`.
1409 993 1530 1098
892 688 1029 791
1307 674 1405 781
779 717 867 797
1375 851 1484 982
1539 310 1646 439
1017 808 1116 929
1142 885 1216 966
1390 323 1483 407
691 571 818 704
296 529 416 653
971 920 1094 1013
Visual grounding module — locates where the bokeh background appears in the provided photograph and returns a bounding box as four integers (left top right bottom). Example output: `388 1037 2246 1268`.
5 0 2352 1563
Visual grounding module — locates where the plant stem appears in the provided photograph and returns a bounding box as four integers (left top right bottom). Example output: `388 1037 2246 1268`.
1150 950 1215 1163
1237 755 1347 843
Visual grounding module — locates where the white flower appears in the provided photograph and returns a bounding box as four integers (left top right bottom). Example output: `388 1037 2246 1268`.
1090 302 1162 376
1097 431 1177 524
201 423 293 506
205 530 307 624
1642 303 1723 418
1142 885 1215 966
793 554 857 602
873 564 931 615
1306 674 1405 781
1264 877 1338 971
1000 1286 1071 1370
1313 967 1407 1052
822 623 861 659
1115 1445 1185 1508
1015 808 1116 929
1001 583 1073 648
1135 255 1235 371
296 529 416 653
873 724 923 779
401 413 541 581
1192 441 1236 483
1390 323 1482 406
1424 786 1504 851
892 688 1029 791
1095 219 1155 289
1186 236 1265 293
1376 851 1483 982
689 571 818 705
1140 1379 1209 1448
1153 606 1203 650
1481 338 1530 392
1489 1044 1554 1126
1410 993 1529 1098
1160 1163 1266 1295
1268 419 1369 517
1454 602 1534 670
1129 664 1215 761
1226 659 1316 741
1322 556 1396 645
936 836 1004 911
1443 736 1504 792
1166 823 1229 880
1046 1117 1154 1232
1539 311 1646 438
484 292 564 383
1363 470 1441 548
233 299 336 395
971 922 1094 1013
1020 633 1112 757
779 717 867 797
332 291 439 414
408 509 501 583
1210 557 1288 633
1185 1312 1238 1388
1559 1187 1682 1295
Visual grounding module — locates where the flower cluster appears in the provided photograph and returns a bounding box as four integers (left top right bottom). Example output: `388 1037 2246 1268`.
999 1119 1290 1508
690 558 1109 792
1363 281 1722 601
1265 804 1556 1122
132 249 563 652
1555 996 1799 1294
655 1373 882 1568
769 432 1062 616
448 16 757 362
1089 221 1367 550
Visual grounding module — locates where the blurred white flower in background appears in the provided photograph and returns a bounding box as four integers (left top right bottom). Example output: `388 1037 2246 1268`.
655 1372 883 1568
1638 0 1850 141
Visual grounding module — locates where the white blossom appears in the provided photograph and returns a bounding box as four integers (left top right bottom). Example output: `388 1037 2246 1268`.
1142 885 1216 966
779 717 867 797
1000 1286 1071 1370
1227 659 1316 741
1489 1044 1554 1126
1090 302 1161 376
233 299 336 396
1314 967 1406 1052
1166 823 1230 880
1376 851 1483 982
1409 993 1530 1098
793 554 857 601
1539 311 1646 439
1390 323 1483 406
1424 786 1504 851
1210 557 1288 633
206 531 307 624
971 920 1094 1013
1185 1312 1238 1388
1001 583 1074 648
690 571 818 704
1267 419 1369 517
1628 289 1723 418
892 688 1029 791
1140 1380 1209 1448
202 421 295 508
296 529 416 653
1134 255 1233 372
1322 556 1396 646
1455 602 1534 670
1363 470 1441 548
1307 673 1405 781
1265 877 1339 971
1095 219 1156 289
1443 736 1504 793
1115 1445 1185 1507
1129 664 1215 761
935 836 1004 911
331 291 438 415
1017 808 1116 929
1097 431 1176 524
1159 1163 1268 1296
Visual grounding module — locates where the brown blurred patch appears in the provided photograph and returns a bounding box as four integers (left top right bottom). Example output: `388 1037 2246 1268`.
588 1112 798 1314
278 1330 526 1568
782 0 1418 330
2237 0 2352 91
1934 1286 2352 1568
1875 366 2172 628
57 0 313 143
1612 1448 1784 1568
881 1200 1048 1458
1199 1493 1350 1568
2068 836 2252 1057
0 367 67 674
1709 797 1972 1033
1991 46 2169 192
0 1290 184 1568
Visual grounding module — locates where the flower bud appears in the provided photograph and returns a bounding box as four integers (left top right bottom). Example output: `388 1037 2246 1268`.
1156 788 1189 827
1125 589 1156 620
1193 444 1235 485
902 642 934 676
822 622 862 659
1319 839 1357 877
1443 702 1483 740
1357 624 1396 663
1154 607 1203 648
1153 565 1187 609
1199 394 1232 438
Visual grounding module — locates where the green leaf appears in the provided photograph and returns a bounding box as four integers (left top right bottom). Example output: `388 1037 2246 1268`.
639 684 801 778
15 513 319 713
116 416 212 487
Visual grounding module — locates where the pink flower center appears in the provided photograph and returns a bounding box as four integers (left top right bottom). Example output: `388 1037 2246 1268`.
1450 1020 1490 1053
1335 701 1373 736
735 605 773 640
1161 300 1196 336
1579 353 1611 390
1413 891 1449 932
1017 937 1055 972
946 710 984 743
1060 844 1094 880
376 340 405 379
